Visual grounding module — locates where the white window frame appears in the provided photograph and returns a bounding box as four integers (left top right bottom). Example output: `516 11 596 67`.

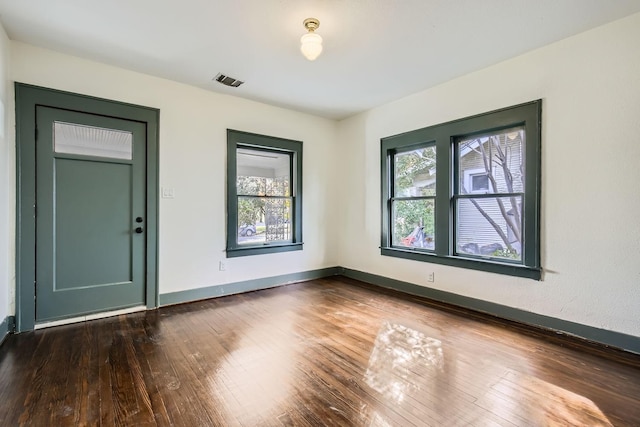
463 167 492 194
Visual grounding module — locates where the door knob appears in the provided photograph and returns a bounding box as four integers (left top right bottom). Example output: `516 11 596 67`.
135 227 144 234
136 217 143 223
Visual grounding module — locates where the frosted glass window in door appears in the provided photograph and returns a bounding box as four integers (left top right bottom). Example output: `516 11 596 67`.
54 121 133 160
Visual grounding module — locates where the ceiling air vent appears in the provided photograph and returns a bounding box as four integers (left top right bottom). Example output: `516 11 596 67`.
213 73 244 88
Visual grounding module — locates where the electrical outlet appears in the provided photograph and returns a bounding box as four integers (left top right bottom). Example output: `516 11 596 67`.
219 261 226 271
427 272 435 282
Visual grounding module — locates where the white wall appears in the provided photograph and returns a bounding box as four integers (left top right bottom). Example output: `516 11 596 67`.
5 13 640 340
337 12 640 338
9 42 340 300
0 22 11 324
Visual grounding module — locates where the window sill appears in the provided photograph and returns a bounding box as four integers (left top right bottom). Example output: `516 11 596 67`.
227 242 303 258
380 247 541 280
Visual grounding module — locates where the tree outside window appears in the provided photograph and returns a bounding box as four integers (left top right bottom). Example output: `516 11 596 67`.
381 101 541 279
456 126 525 261
392 146 436 249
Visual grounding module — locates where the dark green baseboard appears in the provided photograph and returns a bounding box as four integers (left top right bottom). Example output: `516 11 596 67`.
340 267 640 355
1 316 15 347
159 267 342 306
160 265 639 355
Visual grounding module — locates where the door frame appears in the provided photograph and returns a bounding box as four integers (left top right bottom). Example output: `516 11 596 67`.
15 83 159 332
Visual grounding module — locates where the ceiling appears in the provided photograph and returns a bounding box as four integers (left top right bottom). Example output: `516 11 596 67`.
1 1 640 120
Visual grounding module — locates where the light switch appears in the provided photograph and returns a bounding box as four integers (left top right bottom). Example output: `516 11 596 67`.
162 187 175 199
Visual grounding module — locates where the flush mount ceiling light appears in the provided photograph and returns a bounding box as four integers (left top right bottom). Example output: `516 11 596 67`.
300 18 323 61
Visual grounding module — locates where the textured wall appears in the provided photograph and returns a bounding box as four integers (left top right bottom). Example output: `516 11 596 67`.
336 13 640 337
6 13 640 340
9 41 340 300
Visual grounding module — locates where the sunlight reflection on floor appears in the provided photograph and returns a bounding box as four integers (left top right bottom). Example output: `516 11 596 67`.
364 321 444 404
362 320 613 426
491 372 614 427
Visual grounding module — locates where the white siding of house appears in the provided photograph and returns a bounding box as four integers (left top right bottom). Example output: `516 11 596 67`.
457 134 523 253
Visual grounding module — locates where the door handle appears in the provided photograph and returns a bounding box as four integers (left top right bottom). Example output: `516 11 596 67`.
136 217 144 223
135 227 144 234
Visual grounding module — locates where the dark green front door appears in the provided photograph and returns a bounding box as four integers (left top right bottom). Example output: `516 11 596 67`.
35 106 147 322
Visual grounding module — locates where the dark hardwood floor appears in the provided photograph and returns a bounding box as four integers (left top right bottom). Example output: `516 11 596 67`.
1 277 639 426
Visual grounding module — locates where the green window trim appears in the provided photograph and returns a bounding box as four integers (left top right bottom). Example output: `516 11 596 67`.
226 129 303 258
381 101 542 280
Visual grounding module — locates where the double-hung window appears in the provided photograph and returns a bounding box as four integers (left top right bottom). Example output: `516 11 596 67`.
226 130 303 257
381 101 541 279
390 144 437 250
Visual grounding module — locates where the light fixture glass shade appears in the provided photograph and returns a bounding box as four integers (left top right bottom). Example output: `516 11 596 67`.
300 32 323 61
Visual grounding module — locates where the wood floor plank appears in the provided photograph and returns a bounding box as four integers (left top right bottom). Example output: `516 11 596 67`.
1 277 639 426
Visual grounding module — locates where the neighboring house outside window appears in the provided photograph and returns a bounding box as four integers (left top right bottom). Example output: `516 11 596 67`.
226 130 303 257
381 101 541 279
455 127 525 260
463 168 490 193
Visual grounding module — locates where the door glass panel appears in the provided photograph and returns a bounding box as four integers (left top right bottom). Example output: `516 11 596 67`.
54 121 133 160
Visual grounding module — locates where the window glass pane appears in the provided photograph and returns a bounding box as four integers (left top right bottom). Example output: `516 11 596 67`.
237 148 290 196
457 126 524 195
54 121 132 160
392 199 435 249
237 196 292 245
394 146 436 197
471 174 489 192
456 196 523 261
